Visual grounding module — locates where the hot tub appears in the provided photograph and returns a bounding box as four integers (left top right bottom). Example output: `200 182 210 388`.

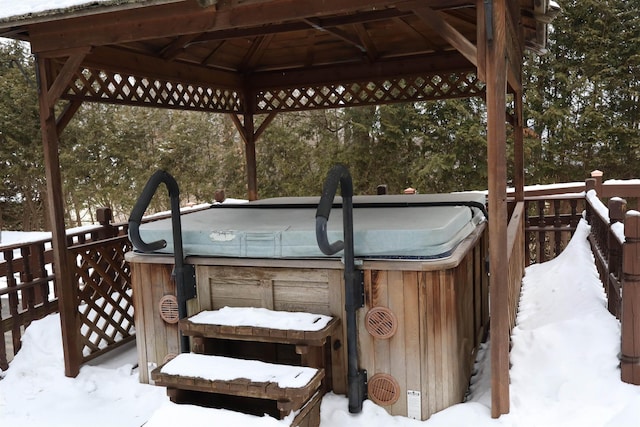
136 193 486 260
126 192 489 420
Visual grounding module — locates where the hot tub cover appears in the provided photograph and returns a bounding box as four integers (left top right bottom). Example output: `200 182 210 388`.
135 193 486 259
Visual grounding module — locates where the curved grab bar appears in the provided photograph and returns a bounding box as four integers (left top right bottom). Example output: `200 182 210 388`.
315 164 366 414
128 170 180 253
128 170 193 353
315 164 352 255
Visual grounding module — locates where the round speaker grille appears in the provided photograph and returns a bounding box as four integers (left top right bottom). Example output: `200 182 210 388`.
365 306 398 339
158 295 179 324
368 373 400 406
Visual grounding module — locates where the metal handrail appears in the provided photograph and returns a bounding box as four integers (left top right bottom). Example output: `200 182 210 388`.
315 164 367 414
128 170 195 352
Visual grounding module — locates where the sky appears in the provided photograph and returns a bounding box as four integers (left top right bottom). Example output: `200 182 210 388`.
2 218 640 426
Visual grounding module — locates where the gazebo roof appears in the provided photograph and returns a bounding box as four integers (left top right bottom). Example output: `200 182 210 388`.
0 0 558 114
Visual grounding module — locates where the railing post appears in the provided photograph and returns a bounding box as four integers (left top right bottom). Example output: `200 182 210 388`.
591 170 604 196
621 211 640 385
608 198 626 317
96 207 117 239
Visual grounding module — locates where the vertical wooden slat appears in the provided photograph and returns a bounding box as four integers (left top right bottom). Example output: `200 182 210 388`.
20 246 35 323
387 270 406 415
420 271 436 418
5 250 22 356
328 268 347 395
514 88 524 202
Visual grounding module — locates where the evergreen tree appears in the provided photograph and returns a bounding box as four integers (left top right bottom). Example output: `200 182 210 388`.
0 41 45 231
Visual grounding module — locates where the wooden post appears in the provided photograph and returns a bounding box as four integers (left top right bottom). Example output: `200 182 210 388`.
96 207 118 239
244 112 258 201
591 170 603 196
621 211 640 384
37 55 84 377
485 0 510 418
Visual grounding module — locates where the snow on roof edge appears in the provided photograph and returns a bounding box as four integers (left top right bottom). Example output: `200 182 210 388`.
0 0 184 28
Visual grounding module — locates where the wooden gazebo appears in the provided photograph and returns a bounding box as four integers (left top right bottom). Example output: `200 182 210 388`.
0 0 558 417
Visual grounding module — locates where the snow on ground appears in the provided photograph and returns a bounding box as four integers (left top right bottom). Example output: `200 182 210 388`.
1 219 640 426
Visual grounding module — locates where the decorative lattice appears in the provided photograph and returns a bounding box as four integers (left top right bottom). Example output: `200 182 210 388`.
61 67 482 114
70 235 135 360
255 72 485 112
63 67 243 113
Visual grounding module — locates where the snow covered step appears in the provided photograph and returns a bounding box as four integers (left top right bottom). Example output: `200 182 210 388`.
144 391 322 427
180 307 340 347
151 353 324 418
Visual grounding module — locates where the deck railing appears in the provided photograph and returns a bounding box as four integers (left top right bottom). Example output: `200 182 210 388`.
0 208 131 370
3 174 640 385
1 205 212 371
522 194 584 265
583 180 640 385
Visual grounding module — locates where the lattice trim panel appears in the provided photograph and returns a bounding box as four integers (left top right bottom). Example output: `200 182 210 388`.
70 235 135 360
254 72 485 112
63 67 243 113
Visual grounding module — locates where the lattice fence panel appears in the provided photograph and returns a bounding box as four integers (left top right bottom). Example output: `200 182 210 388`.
255 72 485 112
69 235 135 361
64 67 243 113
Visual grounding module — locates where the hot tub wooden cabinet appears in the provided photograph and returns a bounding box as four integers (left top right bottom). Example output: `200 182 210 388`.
127 222 488 421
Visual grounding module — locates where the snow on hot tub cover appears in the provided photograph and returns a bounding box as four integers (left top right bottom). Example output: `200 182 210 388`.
135 193 486 260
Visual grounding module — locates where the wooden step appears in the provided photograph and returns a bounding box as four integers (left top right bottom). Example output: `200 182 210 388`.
143 391 322 427
180 307 340 347
151 353 324 418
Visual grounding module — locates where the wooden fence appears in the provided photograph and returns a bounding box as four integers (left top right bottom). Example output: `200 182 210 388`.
1 208 132 370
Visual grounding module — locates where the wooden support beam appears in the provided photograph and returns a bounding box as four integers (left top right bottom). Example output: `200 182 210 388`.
230 109 278 200
238 34 275 72
45 51 88 110
485 0 510 418
56 100 83 134
254 112 278 141
37 55 83 378
411 6 477 68
303 18 367 54
352 23 379 61
476 0 486 81
29 0 412 53
243 113 258 201
86 46 241 89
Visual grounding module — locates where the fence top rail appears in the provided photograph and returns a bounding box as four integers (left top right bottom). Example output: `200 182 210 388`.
67 234 130 251
0 236 53 253
522 193 585 202
586 189 627 245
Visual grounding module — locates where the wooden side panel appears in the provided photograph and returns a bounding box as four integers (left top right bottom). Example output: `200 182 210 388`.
388 270 408 416
358 241 486 420
327 269 347 395
131 261 177 383
197 265 332 315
